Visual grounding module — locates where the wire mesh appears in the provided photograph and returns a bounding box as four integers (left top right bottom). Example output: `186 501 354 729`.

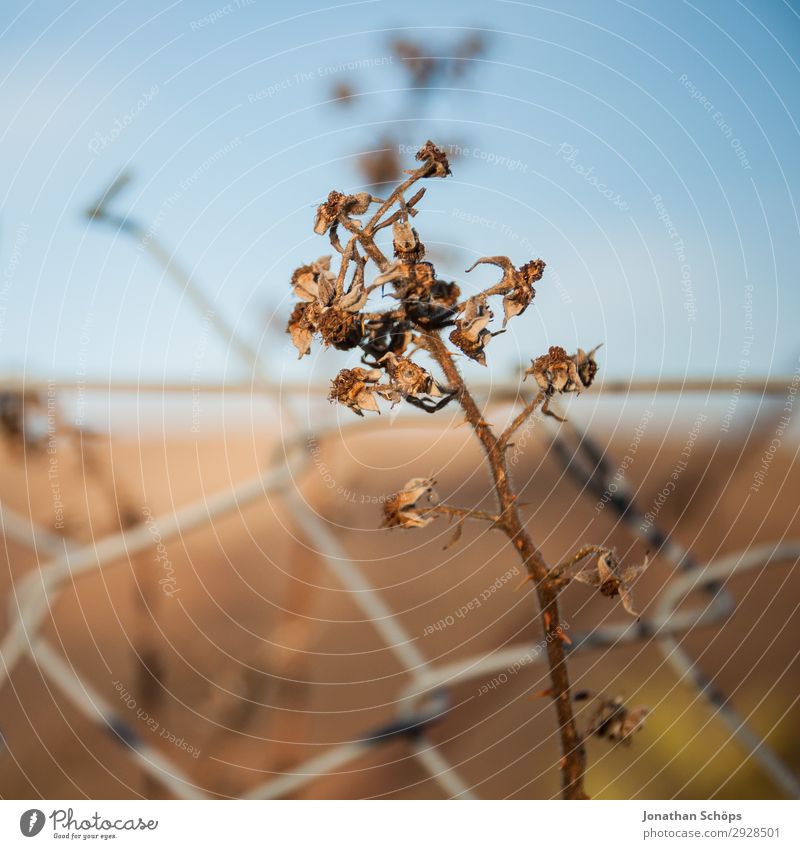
0 178 797 799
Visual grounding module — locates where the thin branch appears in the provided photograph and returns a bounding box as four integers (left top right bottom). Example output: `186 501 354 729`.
333 237 357 296
339 216 391 270
421 504 502 524
498 391 545 449
365 164 430 232
372 186 427 232
421 330 588 799
553 544 604 575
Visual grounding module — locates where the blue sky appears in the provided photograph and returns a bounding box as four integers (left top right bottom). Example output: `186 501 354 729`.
1 0 799 392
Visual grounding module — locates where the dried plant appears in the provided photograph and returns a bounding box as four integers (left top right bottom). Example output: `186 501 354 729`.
390 33 486 89
574 690 651 745
287 141 651 799
332 34 488 189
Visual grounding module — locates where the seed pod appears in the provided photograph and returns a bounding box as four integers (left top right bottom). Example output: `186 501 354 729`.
449 298 493 365
316 308 363 350
572 345 602 389
392 220 425 262
328 367 395 416
380 353 442 398
383 477 438 528
571 549 650 617
525 345 581 395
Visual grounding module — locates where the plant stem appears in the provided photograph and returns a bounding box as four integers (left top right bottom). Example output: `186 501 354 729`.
498 391 545 449
424 330 588 799
423 505 501 523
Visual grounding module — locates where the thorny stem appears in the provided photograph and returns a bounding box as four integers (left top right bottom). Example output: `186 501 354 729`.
421 504 501 524
519 544 607 592
498 390 546 449
318 155 589 797
552 545 606 579
422 330 588 800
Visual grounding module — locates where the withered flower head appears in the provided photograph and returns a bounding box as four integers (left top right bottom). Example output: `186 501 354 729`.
572 344 602 390
520 259 546 285
316 307 363 350
525 345 581 395
286 301 321 358
393 220 425 262
502 283 535 326
372 262 457 330
361 314 413 360
291 256 335 303
586 694 650 745
465 256 545 326
313 190 373 234
571 549 650 617
416 140 451 178
380 353 442 398
449 297 493 365
430 278 460 307
314 190 345 235
383 260 433 299
383 477 437 528
411 276 461 329
328 367 396 416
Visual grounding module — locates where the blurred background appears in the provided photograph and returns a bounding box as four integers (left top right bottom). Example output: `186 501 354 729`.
0 0 798 799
